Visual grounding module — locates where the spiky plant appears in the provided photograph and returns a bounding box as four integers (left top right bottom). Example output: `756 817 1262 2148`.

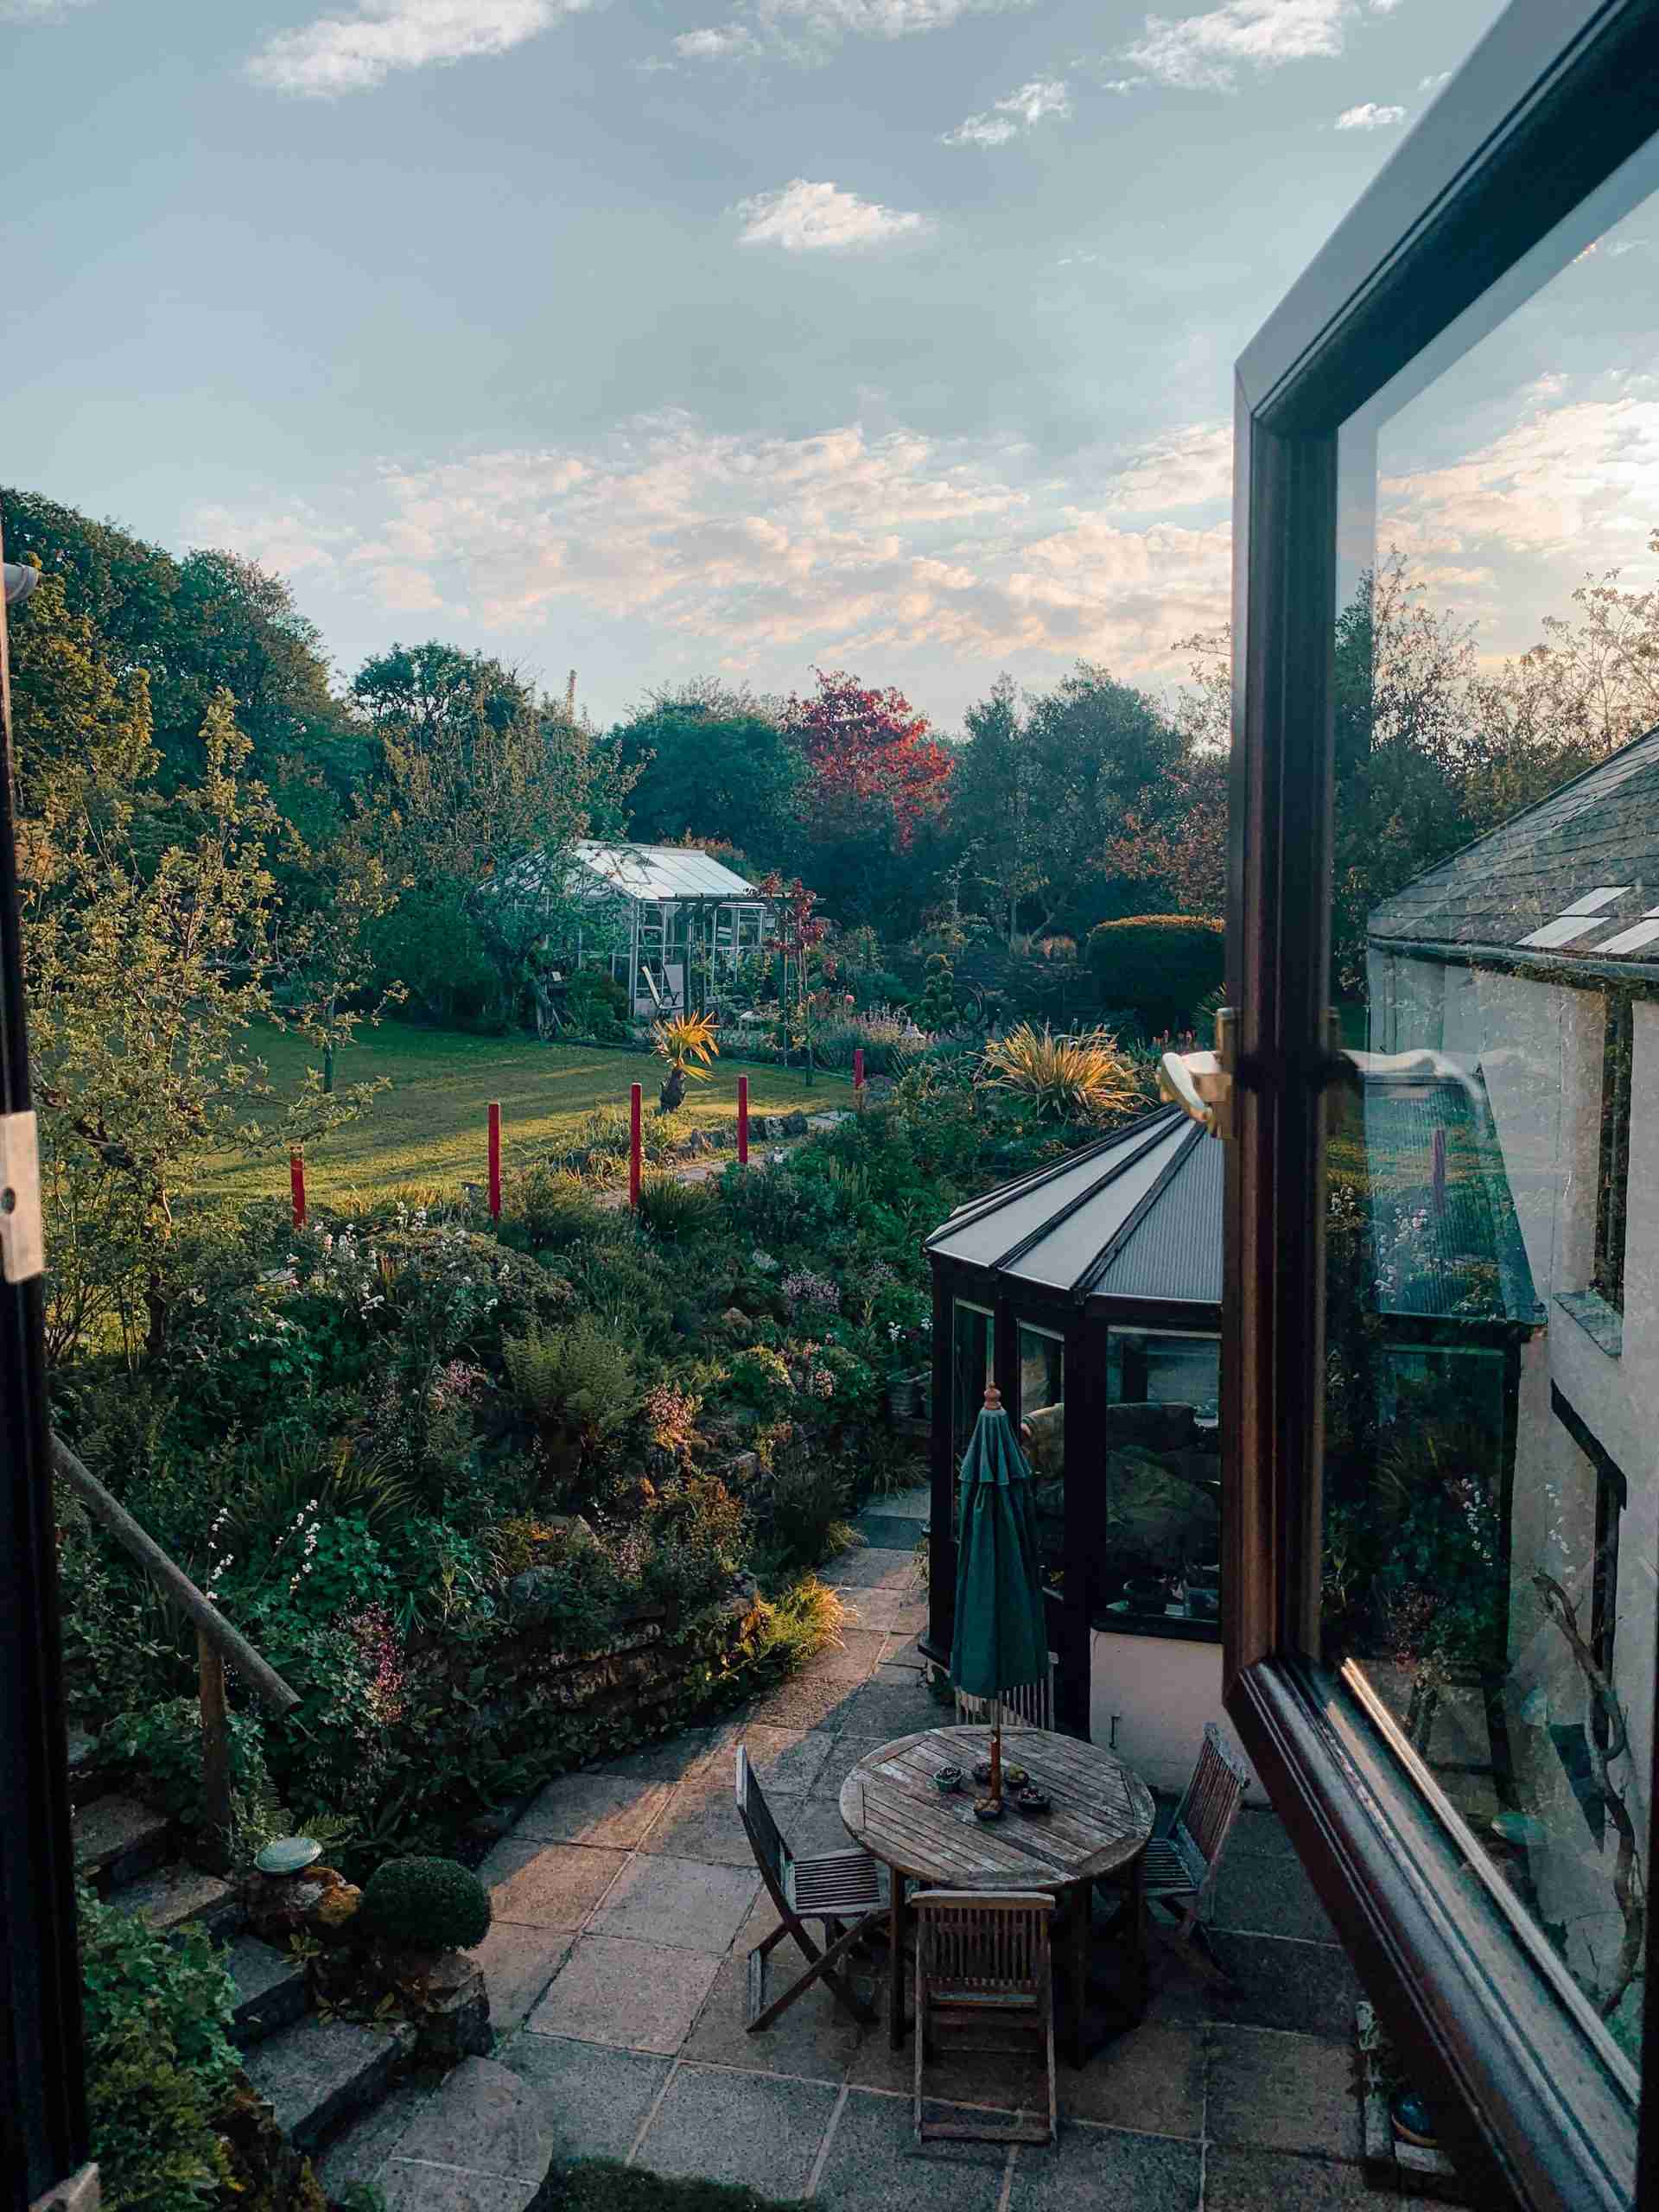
979 1023 1142 1125
652 1011 719 1111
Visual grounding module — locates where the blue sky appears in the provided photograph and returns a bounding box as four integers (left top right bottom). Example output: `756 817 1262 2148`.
3 0 1517 728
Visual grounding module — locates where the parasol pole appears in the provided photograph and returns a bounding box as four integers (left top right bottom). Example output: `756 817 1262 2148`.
984 1384 1005 1811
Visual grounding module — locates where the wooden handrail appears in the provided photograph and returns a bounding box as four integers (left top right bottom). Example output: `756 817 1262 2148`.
51 1435 298 1714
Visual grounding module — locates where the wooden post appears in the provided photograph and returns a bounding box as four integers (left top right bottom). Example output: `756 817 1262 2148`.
629 1083 642 1209
854 1046 865 1109
289 1153 306 1230
198 1630 232 1859
488 1100 502 1221
738 1075 749 1165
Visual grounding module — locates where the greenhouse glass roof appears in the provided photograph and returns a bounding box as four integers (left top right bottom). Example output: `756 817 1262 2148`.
569 842 760 901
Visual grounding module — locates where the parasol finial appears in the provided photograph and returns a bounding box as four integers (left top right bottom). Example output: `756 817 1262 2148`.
983 1383 1002 1411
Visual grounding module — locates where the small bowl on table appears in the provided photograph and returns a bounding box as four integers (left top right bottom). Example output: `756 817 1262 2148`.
1014 1785 1051 1816
932 1764 963 1794
1002 1764 1029 1790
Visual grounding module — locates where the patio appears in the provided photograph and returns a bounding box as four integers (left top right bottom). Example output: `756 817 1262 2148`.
321 1496 1414 2212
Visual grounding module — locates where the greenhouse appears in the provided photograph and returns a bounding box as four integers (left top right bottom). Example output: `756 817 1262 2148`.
565 840 772 1020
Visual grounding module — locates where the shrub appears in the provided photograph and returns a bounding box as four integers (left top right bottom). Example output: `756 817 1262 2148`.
1085 914 1225 1029
979 1024 1143 1125
637 1173 720 1244
100 1698 273 1837
769 1453 855 1566
566 968 631 1039
501 1166 613 1252
504 1317 638 1445
360 1855 492 1950
78 1884 240 2212
809 1007 921 1077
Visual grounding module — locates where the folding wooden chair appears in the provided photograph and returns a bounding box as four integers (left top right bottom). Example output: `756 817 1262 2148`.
954 1651 1057 1732
912 1890 1058 2147
1101 1723 1250 1983
735 1744 887 2032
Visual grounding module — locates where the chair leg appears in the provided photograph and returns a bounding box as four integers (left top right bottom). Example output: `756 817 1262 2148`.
748 1912 880 2033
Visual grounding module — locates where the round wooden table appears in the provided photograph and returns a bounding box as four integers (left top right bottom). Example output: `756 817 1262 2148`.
839 1724 1157 2058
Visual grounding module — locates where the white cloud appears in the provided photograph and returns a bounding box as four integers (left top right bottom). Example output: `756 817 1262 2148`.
668 0 1030 66
944 77 1071 148
1102 422 1232 510
1 0 96 16
1418 68 1450 90
247 0 582 97
190 416 1233 677
733 178 931 251
1118 0 1396 93
1334 99 1405 129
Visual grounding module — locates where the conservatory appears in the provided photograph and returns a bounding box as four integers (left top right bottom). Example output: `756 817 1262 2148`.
565 841 772 1020
923 1076 1544 1789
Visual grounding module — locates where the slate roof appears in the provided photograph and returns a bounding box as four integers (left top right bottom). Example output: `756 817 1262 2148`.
1368 723 1659 969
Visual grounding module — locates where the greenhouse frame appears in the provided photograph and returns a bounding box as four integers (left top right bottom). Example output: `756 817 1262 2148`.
567 841 772 1020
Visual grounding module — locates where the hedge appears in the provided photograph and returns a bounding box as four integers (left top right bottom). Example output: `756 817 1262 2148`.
1085 914 1225 1028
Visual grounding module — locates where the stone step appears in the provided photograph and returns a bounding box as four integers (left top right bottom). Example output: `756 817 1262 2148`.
855 1512 927 1551
226 1936 310 2049
324 2059 555 2212
242 2018 416 2153
111 1861 240 1942
72 1794 170 1893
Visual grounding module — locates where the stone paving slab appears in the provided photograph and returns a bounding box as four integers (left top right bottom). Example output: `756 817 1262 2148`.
1205 1931 1363 2042
1205 2025 1363 2160
592 1729 718 1783
525 1933 721 2054
1004 2120 1202 2212
377 2162 540 2212
824 1676 941 1739
590 1853 760 1955
830 1587 924 1632
813 2088 1007 2212
514 1777 675 1850
392 2057 553 2183
806 1630 891 1682
643 1777 802 1868
681 1955 868 2081
818 1548 920 1590
1058 2022 1205 2139
479 1839 628 1929
743 1675 865 1732
496 2032 673 2164
1202 2145 1443 2210
696 1723 836 1795
635 2061 841 2197
467 1923 574 2039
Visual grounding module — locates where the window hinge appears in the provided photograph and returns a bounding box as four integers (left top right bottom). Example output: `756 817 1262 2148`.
0 1109 45 1285
1159 1007 1237 1140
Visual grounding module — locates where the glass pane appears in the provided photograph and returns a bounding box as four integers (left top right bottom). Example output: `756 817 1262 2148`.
1018 1326 1065 1597
951 1301 995 1466
1325 131 1659 2074
1103 1332 1222 1625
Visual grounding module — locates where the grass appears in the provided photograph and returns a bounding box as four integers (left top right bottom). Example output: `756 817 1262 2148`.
190 1021 854 1208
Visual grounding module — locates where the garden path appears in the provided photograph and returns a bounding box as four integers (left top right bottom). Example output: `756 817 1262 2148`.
319 1492 1430 2212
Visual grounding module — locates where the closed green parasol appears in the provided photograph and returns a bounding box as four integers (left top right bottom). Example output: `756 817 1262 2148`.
950 1384 1051 1811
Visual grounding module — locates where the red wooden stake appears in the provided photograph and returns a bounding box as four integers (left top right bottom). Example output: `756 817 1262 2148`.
853 1046 865 1108
488 1100 502 1221
289 1152 306 1230
629 1083 643 1209
737 1074 749 1165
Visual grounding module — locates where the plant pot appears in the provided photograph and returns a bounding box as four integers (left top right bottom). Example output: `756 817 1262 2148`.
887 1374 917 1421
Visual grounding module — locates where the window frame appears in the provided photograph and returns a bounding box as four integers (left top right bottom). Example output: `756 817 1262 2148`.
1224 5 1659 2208
1594 990 1634 1313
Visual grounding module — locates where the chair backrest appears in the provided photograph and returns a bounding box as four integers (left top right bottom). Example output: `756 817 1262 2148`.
912 1890 1054 2004
955 1653 1056 1732
734 1743 791 1891
1171 1722 1250 1890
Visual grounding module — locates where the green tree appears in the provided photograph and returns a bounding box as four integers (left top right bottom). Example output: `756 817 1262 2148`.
951 675 1046 949
611 680 802 865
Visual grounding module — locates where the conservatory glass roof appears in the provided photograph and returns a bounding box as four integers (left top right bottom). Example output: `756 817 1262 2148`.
569 842 760 902
928 1077 1542 1329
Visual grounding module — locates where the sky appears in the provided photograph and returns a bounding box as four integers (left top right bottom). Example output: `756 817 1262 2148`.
0 0 1537 732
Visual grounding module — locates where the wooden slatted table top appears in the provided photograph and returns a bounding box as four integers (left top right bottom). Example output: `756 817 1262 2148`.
838 1725 1156 1890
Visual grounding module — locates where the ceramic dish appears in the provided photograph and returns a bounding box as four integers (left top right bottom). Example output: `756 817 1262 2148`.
932 1765 963 1793
1014 1787 1052 1815
971 1798 1004 1822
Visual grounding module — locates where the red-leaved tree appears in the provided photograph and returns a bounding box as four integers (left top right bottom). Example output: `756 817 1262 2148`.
784 669 953 850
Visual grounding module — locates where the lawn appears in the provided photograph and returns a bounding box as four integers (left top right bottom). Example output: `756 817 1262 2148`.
191 1022 854 1207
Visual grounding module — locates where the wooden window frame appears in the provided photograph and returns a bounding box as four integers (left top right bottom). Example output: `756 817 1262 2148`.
1223 5 1659 2208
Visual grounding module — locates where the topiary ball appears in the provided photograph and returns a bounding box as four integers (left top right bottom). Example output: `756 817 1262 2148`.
360 1856 493 1953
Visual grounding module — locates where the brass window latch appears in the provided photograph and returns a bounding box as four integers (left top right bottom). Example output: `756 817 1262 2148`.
1159 1007 1237 1140
0 1109 45 1284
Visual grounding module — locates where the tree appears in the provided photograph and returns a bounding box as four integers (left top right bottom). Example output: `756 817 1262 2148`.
611 680 802 866
756 872 830 1082
783 668 953 925
354 641 633 1030
950 676 1047 949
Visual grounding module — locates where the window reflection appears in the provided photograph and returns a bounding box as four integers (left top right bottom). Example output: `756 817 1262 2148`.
1018 1325 1065 1596
1103 1332 1221 1624
1329 135 1659 2064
